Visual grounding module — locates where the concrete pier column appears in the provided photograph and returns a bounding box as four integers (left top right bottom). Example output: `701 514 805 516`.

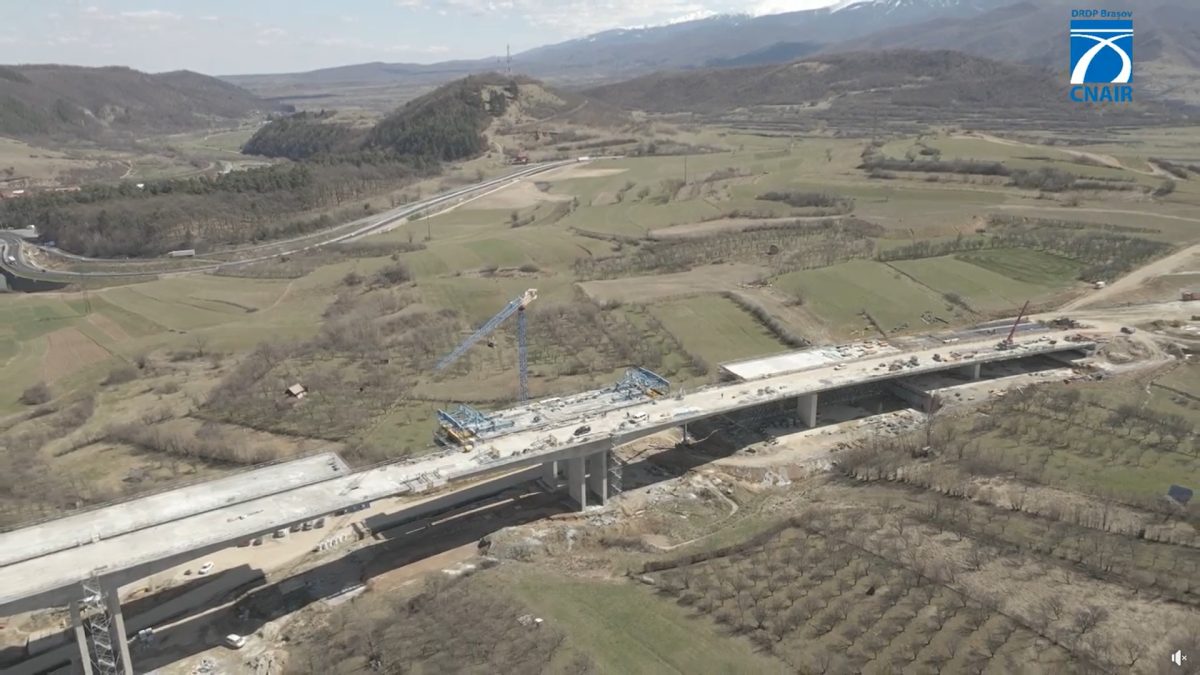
566 456 587 510
105 591 134 675
958 362 981 380
541 460 560 489
797 393 818 428
586 451 608 507
70 601 94 675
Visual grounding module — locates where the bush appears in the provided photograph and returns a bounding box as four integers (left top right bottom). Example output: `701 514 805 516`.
1154 179 1177 197
102 365 139 387
757 191 850 210
374 261 412 286
19 382 51 406
342 271 363 286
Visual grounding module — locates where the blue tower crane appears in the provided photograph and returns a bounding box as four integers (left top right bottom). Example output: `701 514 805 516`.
434 288 537 401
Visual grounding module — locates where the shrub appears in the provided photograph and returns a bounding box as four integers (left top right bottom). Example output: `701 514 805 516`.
102 365 139 386
374 262 412 286
1154 179 1177 197
19 382 51 406
342 271 363 286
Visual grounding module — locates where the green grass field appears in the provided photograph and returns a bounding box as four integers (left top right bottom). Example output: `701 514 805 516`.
773 260 967 335
648 294 788 366
954 248 1084 286
513 574 784 675
891 250 1080 311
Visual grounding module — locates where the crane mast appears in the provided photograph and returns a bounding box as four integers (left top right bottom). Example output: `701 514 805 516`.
435 288 537 401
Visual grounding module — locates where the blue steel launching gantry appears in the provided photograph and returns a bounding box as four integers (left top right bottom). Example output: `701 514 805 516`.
612 366 671 400
432 288 672 450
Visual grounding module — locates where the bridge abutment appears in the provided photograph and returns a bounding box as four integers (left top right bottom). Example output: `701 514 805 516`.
957 362 982 380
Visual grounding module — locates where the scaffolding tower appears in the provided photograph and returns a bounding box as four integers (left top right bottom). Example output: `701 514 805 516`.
80 574 121 675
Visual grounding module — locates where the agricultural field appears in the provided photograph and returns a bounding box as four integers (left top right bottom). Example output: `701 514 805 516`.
647 294 789 366
3 122 1200 530
773 260 963 336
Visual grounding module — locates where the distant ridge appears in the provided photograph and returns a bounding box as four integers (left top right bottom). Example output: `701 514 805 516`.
0 64 269 141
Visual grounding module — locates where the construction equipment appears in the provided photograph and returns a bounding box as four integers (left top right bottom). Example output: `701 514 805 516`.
434 403 515 449
612 367 670 400
996 300 1031 351
435 288 537 401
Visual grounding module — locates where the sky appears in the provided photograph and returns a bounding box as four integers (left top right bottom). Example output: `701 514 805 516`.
0 0 844 75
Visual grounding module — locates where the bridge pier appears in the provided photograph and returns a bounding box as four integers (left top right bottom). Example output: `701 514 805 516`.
107 589 133 674
69 581 133 675
540 460 562 489
797 393 818 428
552 450 610 511
566 456 587 509
586 451 608 508
69 601 93 675
957 362 982 380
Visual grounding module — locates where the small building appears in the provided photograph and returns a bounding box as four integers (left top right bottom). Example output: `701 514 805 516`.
285 383 308 399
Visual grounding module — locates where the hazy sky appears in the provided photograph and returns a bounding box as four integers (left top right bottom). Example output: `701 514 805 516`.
0 0 844 75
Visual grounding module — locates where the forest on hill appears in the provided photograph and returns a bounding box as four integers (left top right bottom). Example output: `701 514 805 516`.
0 74 522 257
243 74 521 162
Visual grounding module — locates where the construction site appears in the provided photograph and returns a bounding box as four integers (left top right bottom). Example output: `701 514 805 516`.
0 288 1122 674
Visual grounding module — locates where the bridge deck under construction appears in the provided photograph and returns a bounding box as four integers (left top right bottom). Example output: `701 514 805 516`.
0 331 1095 613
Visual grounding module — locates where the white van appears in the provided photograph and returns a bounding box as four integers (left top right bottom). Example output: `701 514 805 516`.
628 411 648 422
223 634 246 649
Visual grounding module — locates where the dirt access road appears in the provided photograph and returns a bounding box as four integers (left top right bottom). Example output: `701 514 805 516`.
1059 243 1200 311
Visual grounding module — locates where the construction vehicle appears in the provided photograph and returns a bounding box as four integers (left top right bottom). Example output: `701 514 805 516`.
996 300 1031 351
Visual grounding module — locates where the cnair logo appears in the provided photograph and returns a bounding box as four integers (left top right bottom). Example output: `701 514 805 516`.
1070 19 1133 84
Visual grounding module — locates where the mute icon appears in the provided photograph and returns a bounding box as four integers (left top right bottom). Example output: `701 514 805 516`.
1172 649 1188 667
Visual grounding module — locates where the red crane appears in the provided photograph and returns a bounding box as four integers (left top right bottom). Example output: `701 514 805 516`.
997 300 1031 350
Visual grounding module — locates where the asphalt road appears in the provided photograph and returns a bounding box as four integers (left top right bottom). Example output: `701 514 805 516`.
0 159 576 282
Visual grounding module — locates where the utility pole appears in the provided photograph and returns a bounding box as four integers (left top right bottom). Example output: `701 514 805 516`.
506 44 511 76
683 155 688 184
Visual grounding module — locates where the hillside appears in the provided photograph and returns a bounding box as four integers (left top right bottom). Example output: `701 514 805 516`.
844 0 1200 103
242 73 628 163
0 65 269 141
584 50 1175 129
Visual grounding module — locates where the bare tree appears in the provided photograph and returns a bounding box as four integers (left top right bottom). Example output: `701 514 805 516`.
1071 605 1109 637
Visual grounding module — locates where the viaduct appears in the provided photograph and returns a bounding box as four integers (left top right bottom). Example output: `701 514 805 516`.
0 330 1095 674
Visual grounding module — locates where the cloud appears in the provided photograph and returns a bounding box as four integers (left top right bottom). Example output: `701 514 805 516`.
399 0 726 36
119 9 182 21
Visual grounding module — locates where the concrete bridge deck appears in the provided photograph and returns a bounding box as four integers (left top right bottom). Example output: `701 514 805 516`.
0 330 1094 613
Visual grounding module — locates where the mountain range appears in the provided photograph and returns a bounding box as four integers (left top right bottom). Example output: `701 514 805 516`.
224 0 1011 94
0 65 268 142
224 0 1200 106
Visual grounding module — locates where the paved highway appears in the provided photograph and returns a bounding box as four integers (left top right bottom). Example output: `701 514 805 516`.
0 159 577 281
